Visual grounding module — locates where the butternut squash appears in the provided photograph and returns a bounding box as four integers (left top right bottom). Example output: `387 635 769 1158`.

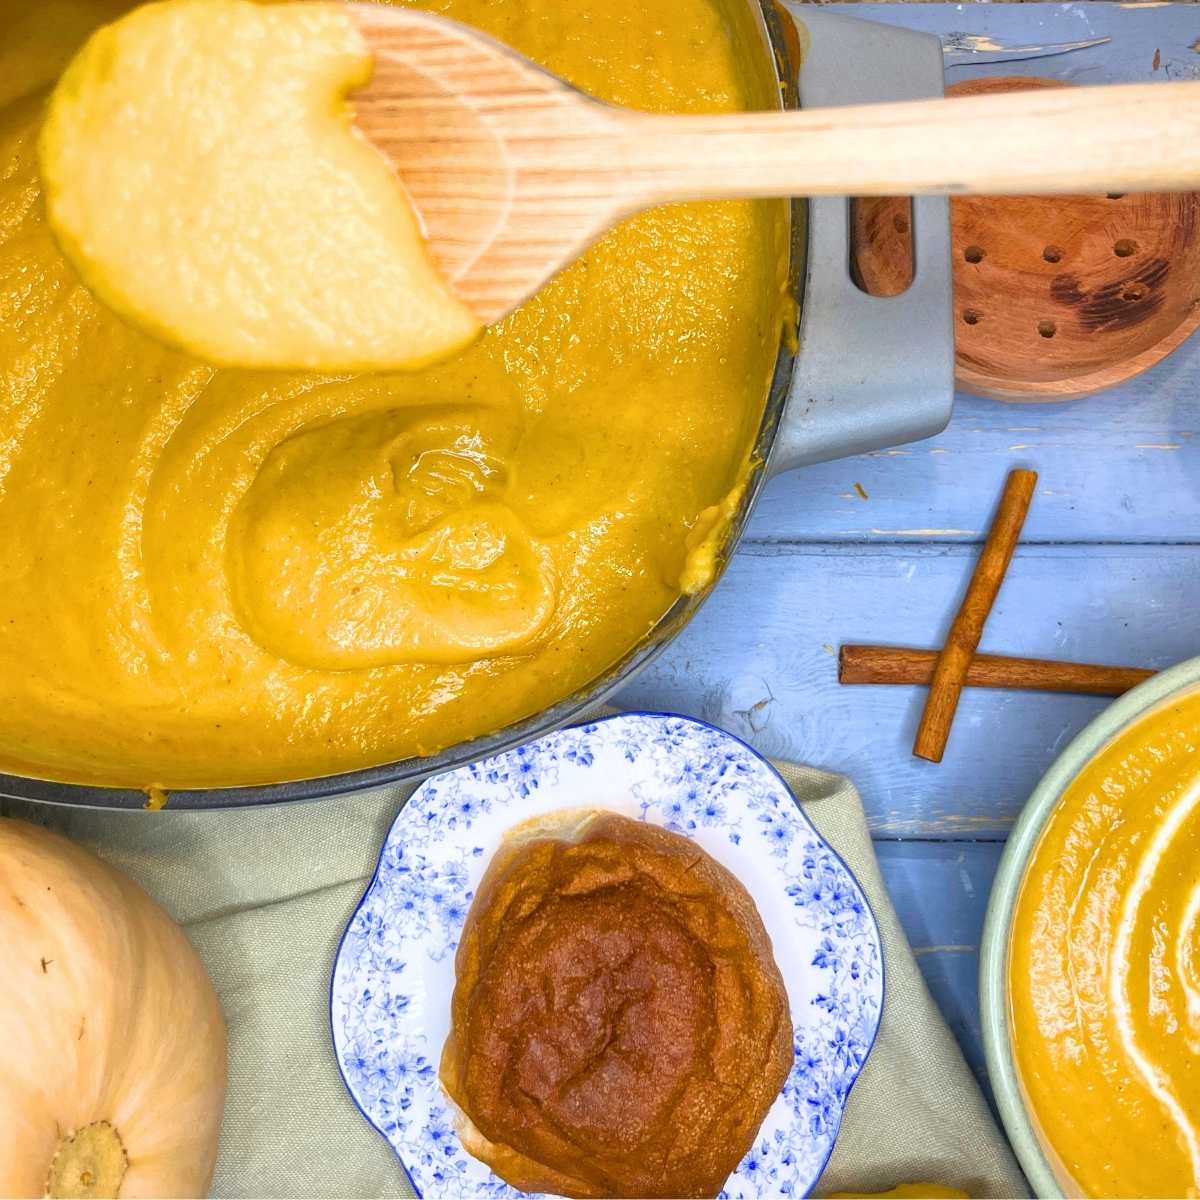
0 818 227 1198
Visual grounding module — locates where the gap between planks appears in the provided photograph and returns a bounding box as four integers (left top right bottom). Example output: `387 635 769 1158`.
871 834 1008 844
737 538 1200 554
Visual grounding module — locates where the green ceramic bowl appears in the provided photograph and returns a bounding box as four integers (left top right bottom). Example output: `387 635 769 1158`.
980 655 1200 1198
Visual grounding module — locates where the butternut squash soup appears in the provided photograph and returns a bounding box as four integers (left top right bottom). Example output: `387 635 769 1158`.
1010 687 1200 1198
0 0 785 788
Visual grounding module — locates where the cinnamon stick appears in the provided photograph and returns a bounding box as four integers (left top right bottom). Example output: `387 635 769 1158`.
840 645 1153 697
913 468 1038 762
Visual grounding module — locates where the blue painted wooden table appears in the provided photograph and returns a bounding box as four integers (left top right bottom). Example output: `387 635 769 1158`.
615 1 1200 1095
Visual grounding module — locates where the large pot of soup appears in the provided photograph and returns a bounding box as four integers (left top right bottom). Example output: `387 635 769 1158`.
0 0 952 809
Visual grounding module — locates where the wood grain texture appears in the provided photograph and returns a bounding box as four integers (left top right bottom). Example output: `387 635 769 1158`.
853 77 1200 402
747 370 1200 545
350 3 1200 324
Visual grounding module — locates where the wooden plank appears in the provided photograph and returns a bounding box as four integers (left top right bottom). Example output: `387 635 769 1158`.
750 360 1200 547
743 0 1200 1096
625 0 1200 1107
874 838 1003 1093
615 542 1200 836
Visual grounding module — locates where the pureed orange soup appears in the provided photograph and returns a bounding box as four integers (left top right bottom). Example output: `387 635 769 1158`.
0 0 785 788
1010 686 1200 1198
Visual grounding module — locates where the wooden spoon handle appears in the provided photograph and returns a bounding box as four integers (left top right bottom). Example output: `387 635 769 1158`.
616 82 1200 204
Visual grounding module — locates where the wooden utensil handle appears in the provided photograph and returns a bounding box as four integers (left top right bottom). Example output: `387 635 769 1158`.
618 82 1200 203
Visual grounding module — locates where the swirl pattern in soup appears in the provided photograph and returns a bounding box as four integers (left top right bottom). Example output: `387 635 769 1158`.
1011 687 1200 1197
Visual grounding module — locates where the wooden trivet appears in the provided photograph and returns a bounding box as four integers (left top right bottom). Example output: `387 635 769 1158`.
852 76 1200 403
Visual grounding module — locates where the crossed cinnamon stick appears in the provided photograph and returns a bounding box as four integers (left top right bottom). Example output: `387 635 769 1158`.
839 469 1154 762
840 645 1151 699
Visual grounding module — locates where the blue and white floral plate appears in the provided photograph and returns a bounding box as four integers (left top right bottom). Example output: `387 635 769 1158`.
331 712 884 1199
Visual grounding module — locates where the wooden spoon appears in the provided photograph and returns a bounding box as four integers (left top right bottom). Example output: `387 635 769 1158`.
349 4 1200 324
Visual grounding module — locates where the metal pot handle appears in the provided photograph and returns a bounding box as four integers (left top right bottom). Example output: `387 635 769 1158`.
767 8 955 477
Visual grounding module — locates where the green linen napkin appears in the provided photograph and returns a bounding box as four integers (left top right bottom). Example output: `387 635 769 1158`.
3 746 1027 1199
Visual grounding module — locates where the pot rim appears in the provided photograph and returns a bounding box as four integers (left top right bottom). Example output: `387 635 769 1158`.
979 653 1200 1198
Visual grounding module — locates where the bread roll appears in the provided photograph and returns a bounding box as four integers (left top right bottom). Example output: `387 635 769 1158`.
440 809 793 1198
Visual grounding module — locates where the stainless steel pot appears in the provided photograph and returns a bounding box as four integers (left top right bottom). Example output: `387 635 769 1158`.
3 5 953 810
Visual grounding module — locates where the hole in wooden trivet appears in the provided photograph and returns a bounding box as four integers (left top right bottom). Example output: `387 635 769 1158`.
1107 193 1125 200
962 309 982 326
849 197 914 298
1042 245 1063 264
1123 284 1147 302
964 245 986 264
1114 239 1138 257
1038 320 1057 339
